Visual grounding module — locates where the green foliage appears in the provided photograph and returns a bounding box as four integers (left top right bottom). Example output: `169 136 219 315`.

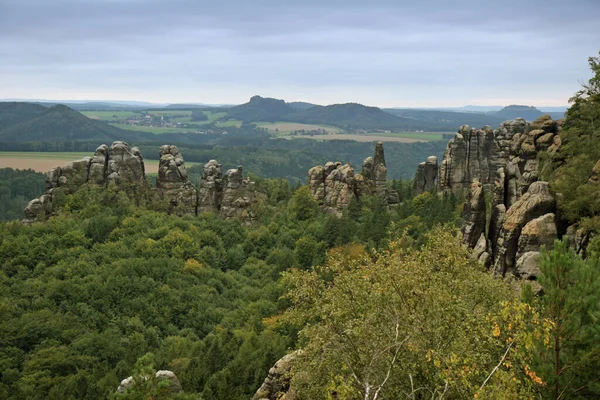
0 168 46 221
546 51 600 223
528 241 600 399
282 228 518 399
290 186 319 221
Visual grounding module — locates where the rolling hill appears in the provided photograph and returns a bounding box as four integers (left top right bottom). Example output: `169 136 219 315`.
0 103 141 142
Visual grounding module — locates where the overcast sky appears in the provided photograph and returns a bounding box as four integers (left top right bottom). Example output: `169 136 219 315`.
1 0 599 107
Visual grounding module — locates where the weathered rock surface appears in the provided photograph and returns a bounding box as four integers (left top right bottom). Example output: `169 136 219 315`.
117 370 182 394
23 142 260 223
494 182 556 275
24 142 150 223
461 181 486 249
516 213 557 260
438 125 495 192
156 145 197 215
198 159 223 214
430 115 567 281
196 162 261 222
413 156 438 194
253 352 298 400
220 166 261 222
307 142 398 214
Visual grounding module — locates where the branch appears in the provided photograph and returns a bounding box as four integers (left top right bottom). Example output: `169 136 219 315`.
478 340 514 393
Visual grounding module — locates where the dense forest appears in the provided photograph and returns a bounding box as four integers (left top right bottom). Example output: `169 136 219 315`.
0 52 599 400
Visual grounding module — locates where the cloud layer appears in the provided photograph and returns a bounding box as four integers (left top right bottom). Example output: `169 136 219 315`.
1 0 599 106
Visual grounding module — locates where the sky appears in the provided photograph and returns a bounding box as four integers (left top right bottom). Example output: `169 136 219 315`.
1 0 599 108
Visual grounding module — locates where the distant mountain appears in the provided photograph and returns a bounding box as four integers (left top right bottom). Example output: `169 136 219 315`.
287 103 420 130
384 108 507 130
224 96 434 130
491 105 565 121
288 101 319 111
226 95 295 122
493 105 544 121
0 103 139 142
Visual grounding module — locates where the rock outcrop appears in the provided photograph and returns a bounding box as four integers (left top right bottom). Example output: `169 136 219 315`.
253 352 298 400
156 145 197 215
308 142 398 214
24 142 150 223
413 156 438 194
416 115 568 281
23 142 260 223
117 370 182 394
438 125 495 193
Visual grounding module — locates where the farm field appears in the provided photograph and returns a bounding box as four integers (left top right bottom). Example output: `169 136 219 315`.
256 122 343 134
285 132 445 143
0 152 161 174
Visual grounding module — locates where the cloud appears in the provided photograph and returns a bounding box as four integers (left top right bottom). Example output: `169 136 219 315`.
1 0 599 106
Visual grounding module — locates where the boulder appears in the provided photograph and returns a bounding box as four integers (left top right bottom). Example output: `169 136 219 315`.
253 352 298 400
117 370 182 394
515 251 542 281
516 213 557 260
494 182 556 275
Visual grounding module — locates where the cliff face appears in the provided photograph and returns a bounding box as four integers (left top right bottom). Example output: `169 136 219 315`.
414 115 571 282
23 142 260 223
307 142 398 215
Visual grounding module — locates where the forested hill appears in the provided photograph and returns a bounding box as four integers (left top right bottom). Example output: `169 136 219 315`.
0 103 141 142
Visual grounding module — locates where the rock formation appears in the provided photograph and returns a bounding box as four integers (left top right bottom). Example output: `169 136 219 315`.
438 125 495 193
413 156 438 194
461 181 487 249
418 115 568 281
198 160 223 214
156 145 197 215
196 161 261 222
253 352 298 400
220 166 261 222
23 142 260 223
307 142 398 214
117 370 182 394
24 141 149 223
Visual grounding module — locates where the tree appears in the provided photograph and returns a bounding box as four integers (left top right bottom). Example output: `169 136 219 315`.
547 51 600 223
282 228 518 399
528 241 600 399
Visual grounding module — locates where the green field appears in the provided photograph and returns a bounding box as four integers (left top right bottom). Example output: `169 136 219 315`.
364 132 447 141
110 123 195 134
256 121 343 134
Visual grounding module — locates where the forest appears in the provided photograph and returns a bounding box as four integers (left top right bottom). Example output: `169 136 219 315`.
0 53 599 400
